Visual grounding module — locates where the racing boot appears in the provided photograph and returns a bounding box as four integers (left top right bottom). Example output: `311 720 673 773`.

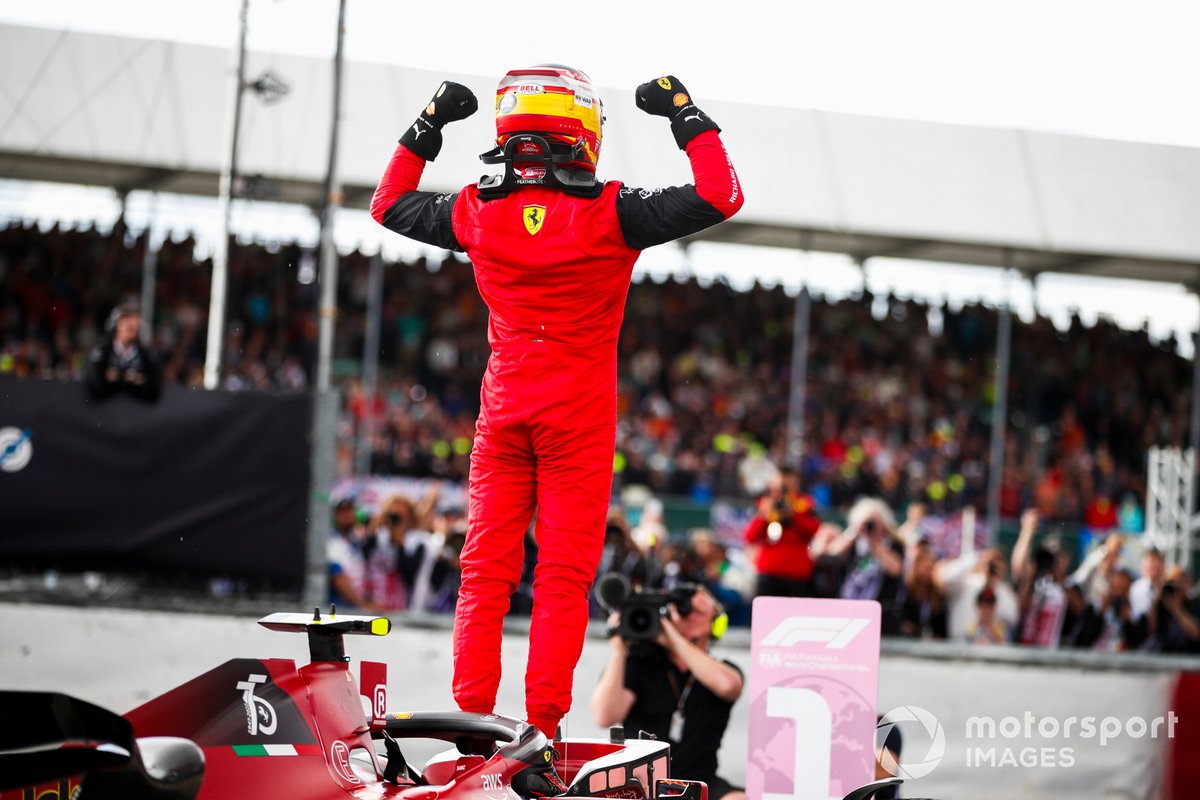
511 745 568 798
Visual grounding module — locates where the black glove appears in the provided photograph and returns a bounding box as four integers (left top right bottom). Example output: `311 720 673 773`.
399 81 478 162
635 75 721 150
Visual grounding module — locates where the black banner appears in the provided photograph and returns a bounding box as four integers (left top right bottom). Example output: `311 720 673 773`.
0 377 310 581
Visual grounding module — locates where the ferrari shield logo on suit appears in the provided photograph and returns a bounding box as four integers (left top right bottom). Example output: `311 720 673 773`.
523 204 546 235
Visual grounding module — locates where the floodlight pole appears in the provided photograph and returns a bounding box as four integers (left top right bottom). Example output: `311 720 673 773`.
786 286 812 471
304 0 347 609
314 0 346 396
356 253 384 475
203 0 250 389
986 257 1014 541
139 193 158 345
786 238 815 472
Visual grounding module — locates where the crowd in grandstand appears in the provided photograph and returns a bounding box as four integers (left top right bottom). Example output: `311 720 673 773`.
4 218 1198 652
323 486 1199 654
3 218 1188 525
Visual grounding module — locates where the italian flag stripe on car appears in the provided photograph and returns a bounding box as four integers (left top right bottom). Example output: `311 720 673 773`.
232 744 322 756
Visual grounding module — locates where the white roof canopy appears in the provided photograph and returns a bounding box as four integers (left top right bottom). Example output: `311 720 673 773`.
2 23 1199 285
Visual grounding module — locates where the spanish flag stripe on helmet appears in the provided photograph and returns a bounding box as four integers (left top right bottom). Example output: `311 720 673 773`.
495 64 604 173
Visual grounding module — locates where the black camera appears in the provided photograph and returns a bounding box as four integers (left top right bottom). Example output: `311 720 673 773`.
595 573 697 642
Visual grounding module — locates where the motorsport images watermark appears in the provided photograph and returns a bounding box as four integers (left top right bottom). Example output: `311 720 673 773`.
876 706 1180 777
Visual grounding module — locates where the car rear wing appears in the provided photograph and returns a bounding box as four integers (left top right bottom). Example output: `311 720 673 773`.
258 609 391 662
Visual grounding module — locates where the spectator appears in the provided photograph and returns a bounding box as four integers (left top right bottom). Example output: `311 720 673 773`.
937 548 1019 642
1011 510 1069 648
1071 533 1125 609
425 520 465 614
690 528 753 628
1142 567 1200 654
1060 582 1103 648
898 549 948 640
366 493 441 611
1091 569 1145 653
596 511 652 590
821 498 905 633
591 585 745 800
85 302 161 401
1129 547 1166 621
743 467 820 598
328 497 380 612
965 587 1009 645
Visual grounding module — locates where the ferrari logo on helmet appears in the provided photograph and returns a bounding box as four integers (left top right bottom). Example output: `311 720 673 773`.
657 77 672 90
523 205 546 235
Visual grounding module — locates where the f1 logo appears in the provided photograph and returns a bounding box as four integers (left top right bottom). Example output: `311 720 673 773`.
761 616 869 649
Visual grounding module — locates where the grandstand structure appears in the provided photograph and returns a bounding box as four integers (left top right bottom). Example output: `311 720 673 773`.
2 22 1200 562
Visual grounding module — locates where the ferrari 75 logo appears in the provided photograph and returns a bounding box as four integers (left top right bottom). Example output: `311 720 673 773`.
236 673 278 735
523 205 546 235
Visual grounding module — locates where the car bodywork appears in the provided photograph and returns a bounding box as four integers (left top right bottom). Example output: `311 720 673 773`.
0 611 904 800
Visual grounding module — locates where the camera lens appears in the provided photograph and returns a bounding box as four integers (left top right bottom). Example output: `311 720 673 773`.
625 606 658 638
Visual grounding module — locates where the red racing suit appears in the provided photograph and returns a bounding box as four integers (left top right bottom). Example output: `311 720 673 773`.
371 128 743 738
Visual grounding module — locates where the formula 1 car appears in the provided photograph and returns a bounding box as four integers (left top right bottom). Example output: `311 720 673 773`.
0 610 904 800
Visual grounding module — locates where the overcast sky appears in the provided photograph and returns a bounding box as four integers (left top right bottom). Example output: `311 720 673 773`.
3 0 1199 343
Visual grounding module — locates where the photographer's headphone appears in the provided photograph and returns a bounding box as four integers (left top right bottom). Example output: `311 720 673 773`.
698 585 730 641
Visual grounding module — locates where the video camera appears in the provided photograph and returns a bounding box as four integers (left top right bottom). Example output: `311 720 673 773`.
594 573 698 643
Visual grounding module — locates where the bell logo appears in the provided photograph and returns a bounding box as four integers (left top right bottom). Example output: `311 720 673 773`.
523 205 546 235
761 616 870 649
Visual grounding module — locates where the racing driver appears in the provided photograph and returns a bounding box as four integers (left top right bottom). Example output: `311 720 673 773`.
371 66 743 796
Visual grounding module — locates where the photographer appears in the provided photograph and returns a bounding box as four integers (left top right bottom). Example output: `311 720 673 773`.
1142 567 1200 654
85 302 161 402
743 467 820 598
1092 569 1146 653
591 585 745 800
820 498 905 632
366 493 440 611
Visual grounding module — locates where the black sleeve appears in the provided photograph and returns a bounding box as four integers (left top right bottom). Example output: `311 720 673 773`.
84 346 115 399
614 184 726 251
378 191 464 253
127 348 162 402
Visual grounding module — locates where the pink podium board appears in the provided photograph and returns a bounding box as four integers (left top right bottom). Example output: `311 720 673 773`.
746 598 882 800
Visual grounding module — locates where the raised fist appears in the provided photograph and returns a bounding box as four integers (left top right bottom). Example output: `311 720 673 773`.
635 75 720 150
400 81 478 162
424 81 478 125
635 75 693 118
